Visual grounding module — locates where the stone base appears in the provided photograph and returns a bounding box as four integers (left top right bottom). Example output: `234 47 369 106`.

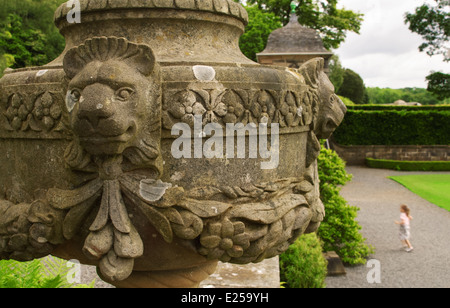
200 257 280 288
323 251 346 276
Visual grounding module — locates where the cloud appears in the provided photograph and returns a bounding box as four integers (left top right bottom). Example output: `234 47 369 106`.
343 50 447 88
336 0 450 89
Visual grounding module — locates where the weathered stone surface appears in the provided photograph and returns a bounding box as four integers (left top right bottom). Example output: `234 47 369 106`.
0 0 346 288
200 257 280 288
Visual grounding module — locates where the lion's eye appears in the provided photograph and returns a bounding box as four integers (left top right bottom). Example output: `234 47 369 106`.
116 88 134 101
66 89 81 112
70 89 81 102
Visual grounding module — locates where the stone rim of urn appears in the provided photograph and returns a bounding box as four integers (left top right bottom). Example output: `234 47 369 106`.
0 0 347 288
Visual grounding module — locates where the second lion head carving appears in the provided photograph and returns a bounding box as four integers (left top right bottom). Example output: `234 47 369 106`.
63 37 162 176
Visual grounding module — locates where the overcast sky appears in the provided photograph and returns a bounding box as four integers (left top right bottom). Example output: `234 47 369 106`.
335 0 449 89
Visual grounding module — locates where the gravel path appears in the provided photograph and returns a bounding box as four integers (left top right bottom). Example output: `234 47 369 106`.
325 166 450 288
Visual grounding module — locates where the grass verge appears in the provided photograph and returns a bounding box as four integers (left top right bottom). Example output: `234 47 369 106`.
389 174 450 211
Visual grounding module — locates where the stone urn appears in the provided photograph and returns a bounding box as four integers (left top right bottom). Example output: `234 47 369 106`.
0 0 346 288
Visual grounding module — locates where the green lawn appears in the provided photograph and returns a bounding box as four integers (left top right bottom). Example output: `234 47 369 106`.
389 174 450 211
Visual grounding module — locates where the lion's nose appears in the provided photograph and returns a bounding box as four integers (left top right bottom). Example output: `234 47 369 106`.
77 84 115 128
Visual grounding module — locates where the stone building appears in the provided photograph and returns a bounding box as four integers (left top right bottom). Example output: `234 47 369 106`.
257 12 333 73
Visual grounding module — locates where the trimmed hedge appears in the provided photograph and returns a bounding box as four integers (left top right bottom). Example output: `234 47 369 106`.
346 105 450 111
333 109 450 146
366 158 450 171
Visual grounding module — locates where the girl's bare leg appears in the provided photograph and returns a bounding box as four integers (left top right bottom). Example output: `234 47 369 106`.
405 240 413 249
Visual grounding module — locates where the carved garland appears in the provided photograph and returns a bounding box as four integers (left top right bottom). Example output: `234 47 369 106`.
0 164 319 279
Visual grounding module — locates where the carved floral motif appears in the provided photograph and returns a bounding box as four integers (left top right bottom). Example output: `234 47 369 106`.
166 90 207 126
4 93 27 131
33 92 63 131
3 91 64 132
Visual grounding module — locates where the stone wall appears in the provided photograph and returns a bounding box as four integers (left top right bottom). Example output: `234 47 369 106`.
331 141 450 165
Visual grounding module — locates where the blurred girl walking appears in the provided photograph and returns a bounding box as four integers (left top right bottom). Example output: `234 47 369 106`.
395 204 413 252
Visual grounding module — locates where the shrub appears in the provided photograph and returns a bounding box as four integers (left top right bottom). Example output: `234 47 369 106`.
317 146 352 187
366 158 450 171
279 233 327 288
317 183 373 265
317 146 374 265
279 146 373 284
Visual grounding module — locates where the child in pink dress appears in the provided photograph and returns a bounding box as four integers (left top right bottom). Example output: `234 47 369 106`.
395 205 413 252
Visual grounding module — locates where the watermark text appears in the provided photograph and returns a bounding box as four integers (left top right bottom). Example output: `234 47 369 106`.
171 115 280 170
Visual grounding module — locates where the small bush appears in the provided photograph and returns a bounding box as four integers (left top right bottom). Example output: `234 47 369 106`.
279 145 373 285
317 183 373 265
317 146 353 187
279 233 328 288
366 158 450 171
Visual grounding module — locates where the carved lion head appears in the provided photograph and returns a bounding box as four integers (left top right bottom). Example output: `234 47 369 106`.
63 37 162 174
300 58 347 140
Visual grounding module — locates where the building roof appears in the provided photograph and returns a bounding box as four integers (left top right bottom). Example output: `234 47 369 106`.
257 13 332 57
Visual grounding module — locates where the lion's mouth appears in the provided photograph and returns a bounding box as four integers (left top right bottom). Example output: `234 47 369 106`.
79 123 136 145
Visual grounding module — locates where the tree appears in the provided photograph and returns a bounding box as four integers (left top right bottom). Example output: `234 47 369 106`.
337 69 367 105
405 0 450 99
0 53 14 74
426 72 450 100
239 5 282 61
0 14 48 69
0 0 66 76
241 0 364 50
405 0 449 62
328 55 345 92
365 87 448 105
